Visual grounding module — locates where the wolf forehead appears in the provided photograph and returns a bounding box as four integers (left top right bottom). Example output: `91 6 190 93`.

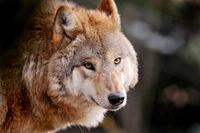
62 16 130 58
70 9 122 47
67 31 131 61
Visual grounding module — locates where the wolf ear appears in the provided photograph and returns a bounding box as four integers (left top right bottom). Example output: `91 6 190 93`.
97 0 120 25
53 6 83 48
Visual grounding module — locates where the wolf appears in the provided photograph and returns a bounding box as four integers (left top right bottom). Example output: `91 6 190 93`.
0 0 138 132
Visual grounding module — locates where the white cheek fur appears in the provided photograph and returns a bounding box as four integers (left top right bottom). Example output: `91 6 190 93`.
122 58 134 89
71 67 96 97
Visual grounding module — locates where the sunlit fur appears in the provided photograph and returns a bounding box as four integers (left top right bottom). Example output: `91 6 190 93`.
0 0 138 133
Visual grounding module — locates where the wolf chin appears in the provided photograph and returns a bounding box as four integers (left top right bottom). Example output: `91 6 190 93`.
0 0 138 133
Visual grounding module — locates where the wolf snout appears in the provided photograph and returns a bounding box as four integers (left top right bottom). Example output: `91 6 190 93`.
108 93 125 106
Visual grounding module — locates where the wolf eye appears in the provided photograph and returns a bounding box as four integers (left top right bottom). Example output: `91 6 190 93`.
114 57 121 65
83 62 95 70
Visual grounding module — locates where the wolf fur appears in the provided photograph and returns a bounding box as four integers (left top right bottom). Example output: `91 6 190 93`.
0 0 138 133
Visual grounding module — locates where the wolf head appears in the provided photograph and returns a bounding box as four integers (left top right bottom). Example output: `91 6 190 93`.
47 0 138 113
21 0 138 129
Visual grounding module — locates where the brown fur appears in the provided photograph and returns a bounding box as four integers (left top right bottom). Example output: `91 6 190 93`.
0 0 138 133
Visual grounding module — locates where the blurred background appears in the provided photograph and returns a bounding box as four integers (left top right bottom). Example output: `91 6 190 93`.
1 0 200 133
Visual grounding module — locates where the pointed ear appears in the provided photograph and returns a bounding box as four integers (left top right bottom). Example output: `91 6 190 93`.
53 5 83 48
97 0 120 25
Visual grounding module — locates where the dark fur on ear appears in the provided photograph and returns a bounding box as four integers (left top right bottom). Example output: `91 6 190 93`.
97 0 120 25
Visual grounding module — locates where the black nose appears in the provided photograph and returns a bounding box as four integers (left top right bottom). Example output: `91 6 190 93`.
108 93 125 106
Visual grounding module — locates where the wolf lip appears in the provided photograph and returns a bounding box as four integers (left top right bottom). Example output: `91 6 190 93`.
111 105 122 109
107 106 121 111
90 97 99 106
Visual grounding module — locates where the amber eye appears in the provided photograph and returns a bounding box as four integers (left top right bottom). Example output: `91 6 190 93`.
114 57 121 65
83 62 95 70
